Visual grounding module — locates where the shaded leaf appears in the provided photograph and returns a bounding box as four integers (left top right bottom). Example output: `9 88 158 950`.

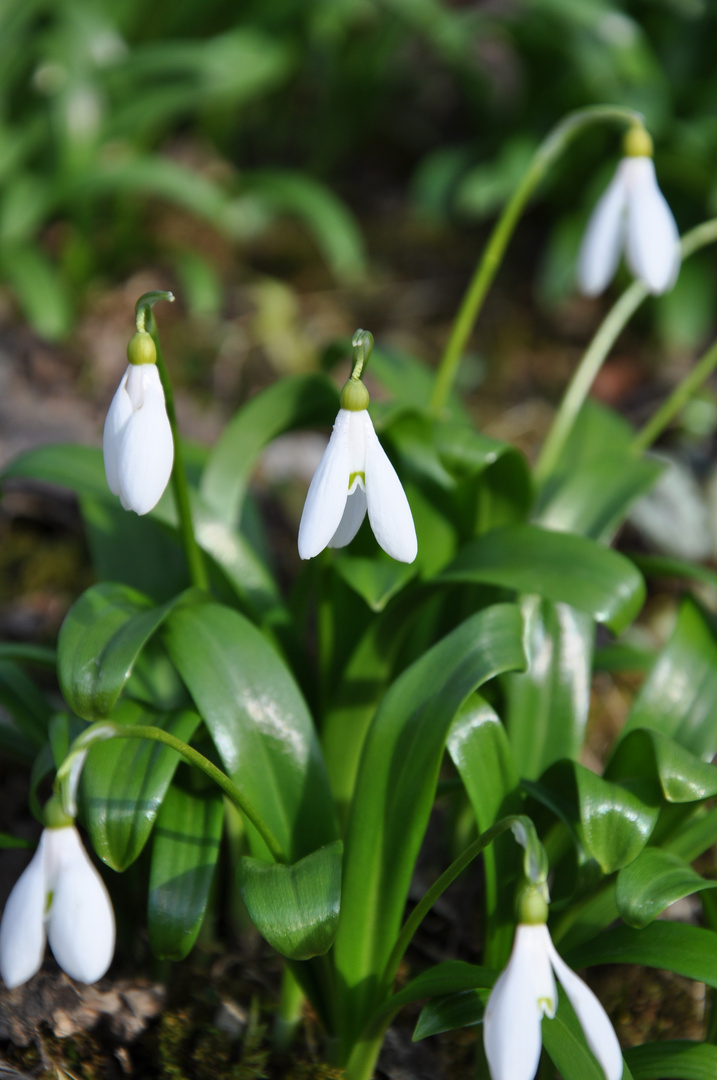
625 1040 717 1080
566 923 717 989
148 784 224 960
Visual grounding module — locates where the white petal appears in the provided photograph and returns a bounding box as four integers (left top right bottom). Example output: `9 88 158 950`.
548 936 623 1080
577 166 628 296
45 826 115 984
329 485 367 548
527 924 558 1019
363 414 417 563
298 410 352 559
102 367 133 497
116 365 174 516
0 835 48 988
624 157 680 295
484 924 546 1080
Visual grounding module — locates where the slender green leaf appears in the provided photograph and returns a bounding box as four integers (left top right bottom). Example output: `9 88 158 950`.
566 923 717 988
538 453 663 540
378 961 496 1022
414 990 484 1040
631 552 717 592
0 243 73 340
81 701 201 871
1 443 107 499
625 1040 717 1080
503 597 593 779
162 600 337 861
58 583 194 720
333 603 525 1053
439 525 644 634
237 841 342 960
148 784 224 960
616 847 717 928
201 373 339 526
620 596 717 759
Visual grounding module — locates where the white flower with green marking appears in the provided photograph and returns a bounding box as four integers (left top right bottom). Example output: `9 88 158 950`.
577 129 679 297
298 397 417 563
484 922 622 1080
0 825 115 988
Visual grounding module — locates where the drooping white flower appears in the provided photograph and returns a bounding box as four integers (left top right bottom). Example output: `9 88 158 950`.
484 922 622 1080
577 155 680 297
103 360 174 515
0 825 115 988
298 405 417 564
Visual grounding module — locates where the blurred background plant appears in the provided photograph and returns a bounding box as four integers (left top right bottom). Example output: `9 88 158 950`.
1 0 716 350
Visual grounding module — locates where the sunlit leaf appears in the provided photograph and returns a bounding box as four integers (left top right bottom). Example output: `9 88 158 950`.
616 847 717 928
237 841 342 960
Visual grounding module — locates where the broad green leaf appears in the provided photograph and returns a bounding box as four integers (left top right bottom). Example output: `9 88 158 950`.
533 760 660 873
625 1040 717 1080
237 840 342 960
503 597 593 779
332 555 416 612
81 701 201 871
58 583 193 720
542 987 612 1080
413 990 484 1040
333 603 525 1052
566 923 717 988
447 698 521 966
439 524 644 634
616 847 717 928
607 728 717 804
538 453 663 540
148 784 224 960
201 373 339 526
434 422 533 531
162 600 337 861
620 596 717 759
1 443 107 499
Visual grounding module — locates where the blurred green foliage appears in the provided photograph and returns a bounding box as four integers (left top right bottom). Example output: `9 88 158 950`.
0 0 715 341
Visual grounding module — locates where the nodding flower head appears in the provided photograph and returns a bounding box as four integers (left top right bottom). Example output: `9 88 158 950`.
484 920 622 1080
103 332 174 516
0 824 115 988
298 376 417 564
577 128 679 297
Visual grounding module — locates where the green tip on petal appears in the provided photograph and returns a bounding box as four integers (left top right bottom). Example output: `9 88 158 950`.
127 330 157 366
340 378 370 411
623 125 653 158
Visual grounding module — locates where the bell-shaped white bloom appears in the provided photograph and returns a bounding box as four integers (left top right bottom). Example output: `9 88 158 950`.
577 156 680 296
103 362 174 515
484 923 622 1080
298 407 417 563
0 826 115 988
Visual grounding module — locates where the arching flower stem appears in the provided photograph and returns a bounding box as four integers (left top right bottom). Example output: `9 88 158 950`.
429 105 645 417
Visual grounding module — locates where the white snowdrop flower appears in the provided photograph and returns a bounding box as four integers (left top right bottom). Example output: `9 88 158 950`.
103 331 174 515
577 127 680 297
298 374 417 564
0 824 115 988
484 921 622 1080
